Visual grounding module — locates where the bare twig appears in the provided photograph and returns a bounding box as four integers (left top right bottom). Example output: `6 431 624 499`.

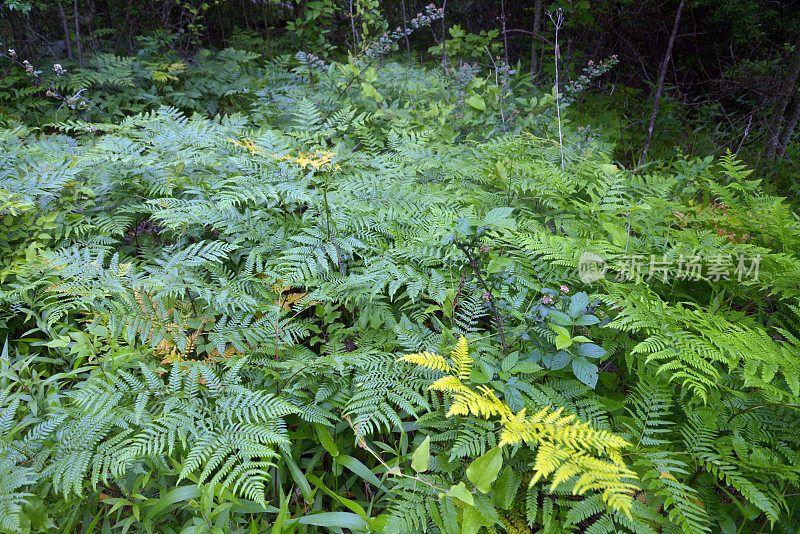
400 0 411 63
639 0 686 167
548 9 565 171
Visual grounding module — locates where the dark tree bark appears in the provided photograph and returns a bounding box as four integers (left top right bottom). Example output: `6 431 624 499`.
57 1 74 60
401 0 411 62
73 0 83 68
776 93 800 160
639 0 685 167
241 0 251 31
763 36 800 162
501 0 509 64
530 0 542 78
441 0 448 71
349 0 359 50
262 2 272 58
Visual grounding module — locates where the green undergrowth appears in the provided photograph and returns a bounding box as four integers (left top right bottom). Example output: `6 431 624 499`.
0 52 799 534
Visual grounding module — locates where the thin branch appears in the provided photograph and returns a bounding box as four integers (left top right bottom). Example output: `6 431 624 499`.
639 0 686 167
548 9 565 171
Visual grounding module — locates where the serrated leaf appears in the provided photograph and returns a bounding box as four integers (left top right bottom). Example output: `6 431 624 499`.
542 350 572 370
555 334 572 350
548 310 572 325
575 342 607 360
573 314 600 326
500 352 519 372
504 385 524 411
483 207 516 230
567 292 590 317
511 361 542 374
572 357 599 388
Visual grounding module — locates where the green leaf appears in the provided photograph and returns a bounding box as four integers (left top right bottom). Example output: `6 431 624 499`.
555 334 572 350
500 352 519 372
542 350 572 370
306 473 368 520
285 512 368 529
550 323 570 337
576 342 606 359
567 292 590 317
143 485 200 521
411 435 431 473
280 452 313 503
466 447 503 493
466 94 486 111
448 481 474 506
369 514 390 532
270 490 290 534
461 505 490 534
511 361 542 374
335 455 383 489
483 207 516 230
572 357 599 388
573 314 600 326
491 466 522 510
313 423 339 457
548 310 572 325
602 221 628 247
600 163 618 175
504 385 524 412
361 82 383 101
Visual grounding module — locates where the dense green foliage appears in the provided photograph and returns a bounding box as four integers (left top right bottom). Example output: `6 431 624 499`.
2 2 800 533
4 0 800 183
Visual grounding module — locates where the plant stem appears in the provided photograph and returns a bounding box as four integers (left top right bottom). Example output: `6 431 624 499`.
549 9 565 171
400 0 411 63
457 243 507 356
639 0 685 167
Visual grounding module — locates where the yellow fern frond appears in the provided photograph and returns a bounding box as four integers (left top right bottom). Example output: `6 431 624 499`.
447 387 505 419
428 375 467 393
451 336 473 381
399 351 452 373
401 337 640 518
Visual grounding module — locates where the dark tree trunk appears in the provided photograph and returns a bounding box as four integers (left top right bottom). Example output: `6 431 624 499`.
441 0 448 71
501 0 509 64
401 0 411 62
241 0 251 31
763 37 800 162
776 92 800 160
73 0 83 68
639 0 685 167
530 0 542 78
57 1 74 60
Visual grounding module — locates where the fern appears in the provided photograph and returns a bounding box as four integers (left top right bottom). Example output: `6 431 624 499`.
401 336 640 517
